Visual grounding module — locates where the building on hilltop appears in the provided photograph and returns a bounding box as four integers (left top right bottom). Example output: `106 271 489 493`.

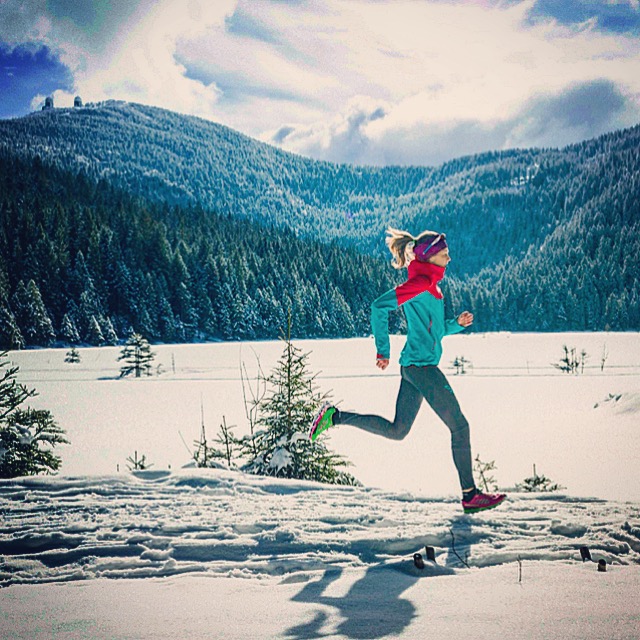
74 96 83 108
42 96 54 110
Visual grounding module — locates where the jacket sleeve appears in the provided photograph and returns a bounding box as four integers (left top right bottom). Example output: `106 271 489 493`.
370 289 398 360
445 318 465 336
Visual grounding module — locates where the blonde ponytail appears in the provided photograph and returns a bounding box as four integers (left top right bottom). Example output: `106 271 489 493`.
385 227 416 269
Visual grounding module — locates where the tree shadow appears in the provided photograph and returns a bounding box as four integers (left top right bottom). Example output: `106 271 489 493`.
284 560 455 640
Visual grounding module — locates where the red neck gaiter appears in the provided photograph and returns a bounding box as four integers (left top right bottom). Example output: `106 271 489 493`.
406 260 446 300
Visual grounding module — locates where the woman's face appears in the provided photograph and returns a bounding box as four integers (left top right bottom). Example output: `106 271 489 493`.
428 248 451 267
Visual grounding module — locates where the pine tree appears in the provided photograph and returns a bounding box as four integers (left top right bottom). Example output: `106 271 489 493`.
0 408 68 478
102 316 118 345
118 332 155 378
78 286 104 341
0 352 67 478
59 312 81 344
11 280 55 346
0 352 35 420
242 314 359 485
157 295 178 342
86 315 105 345
0 305 25 350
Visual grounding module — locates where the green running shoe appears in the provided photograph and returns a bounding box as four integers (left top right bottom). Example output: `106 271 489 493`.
309 403 337 441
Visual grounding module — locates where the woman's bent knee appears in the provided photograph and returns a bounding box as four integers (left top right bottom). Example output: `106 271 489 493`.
389 423 412 440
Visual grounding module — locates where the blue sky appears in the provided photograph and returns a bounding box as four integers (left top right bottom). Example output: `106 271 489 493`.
1 0 639 166
0 43 73 118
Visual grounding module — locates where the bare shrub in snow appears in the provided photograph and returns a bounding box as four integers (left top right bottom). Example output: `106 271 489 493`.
553 345 588 374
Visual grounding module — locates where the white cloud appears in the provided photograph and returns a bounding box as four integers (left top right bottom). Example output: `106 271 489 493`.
65 1 237 118
0 0 51 44
1 0 236 117
250 0 640 164
262 95 390 165
1 0 640 164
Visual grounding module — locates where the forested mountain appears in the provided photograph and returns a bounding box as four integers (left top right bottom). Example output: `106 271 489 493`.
0 100 638 346
0 151 405 348
1 101 433 255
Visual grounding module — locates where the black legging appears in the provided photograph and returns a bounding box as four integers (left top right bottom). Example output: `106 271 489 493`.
335 365 475 492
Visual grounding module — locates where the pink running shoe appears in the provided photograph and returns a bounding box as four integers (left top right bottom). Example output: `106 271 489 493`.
462 491 506 514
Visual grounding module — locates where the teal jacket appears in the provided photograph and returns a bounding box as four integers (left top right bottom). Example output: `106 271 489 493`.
371 261 465 366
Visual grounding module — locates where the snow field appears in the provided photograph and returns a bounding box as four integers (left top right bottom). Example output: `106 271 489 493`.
2 332 640 639
8 332 640 501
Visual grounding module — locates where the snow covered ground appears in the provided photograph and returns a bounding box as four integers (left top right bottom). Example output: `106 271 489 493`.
8 331 640 501
2 332 640 638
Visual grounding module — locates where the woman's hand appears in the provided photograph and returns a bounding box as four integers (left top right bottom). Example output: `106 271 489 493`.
457 311 474 327
376 358 390 370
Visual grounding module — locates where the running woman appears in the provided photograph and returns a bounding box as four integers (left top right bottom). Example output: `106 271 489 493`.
309 227 506 514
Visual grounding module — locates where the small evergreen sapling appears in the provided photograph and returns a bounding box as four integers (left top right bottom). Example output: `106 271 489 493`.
452 356 471 375
473 454 498 492
126 450 153 471
242 315 359 486
193 404 240 469
192 421 217 469
211 417 240 468
65 347 81 364
0 352 67 478
118 332 155 378
515 464 564 492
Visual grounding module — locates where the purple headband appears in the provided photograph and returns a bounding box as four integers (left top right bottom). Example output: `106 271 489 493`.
414 234 448 262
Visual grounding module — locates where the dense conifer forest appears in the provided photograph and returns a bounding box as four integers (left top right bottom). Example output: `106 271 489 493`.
0 152 404 348
0 101 638 347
